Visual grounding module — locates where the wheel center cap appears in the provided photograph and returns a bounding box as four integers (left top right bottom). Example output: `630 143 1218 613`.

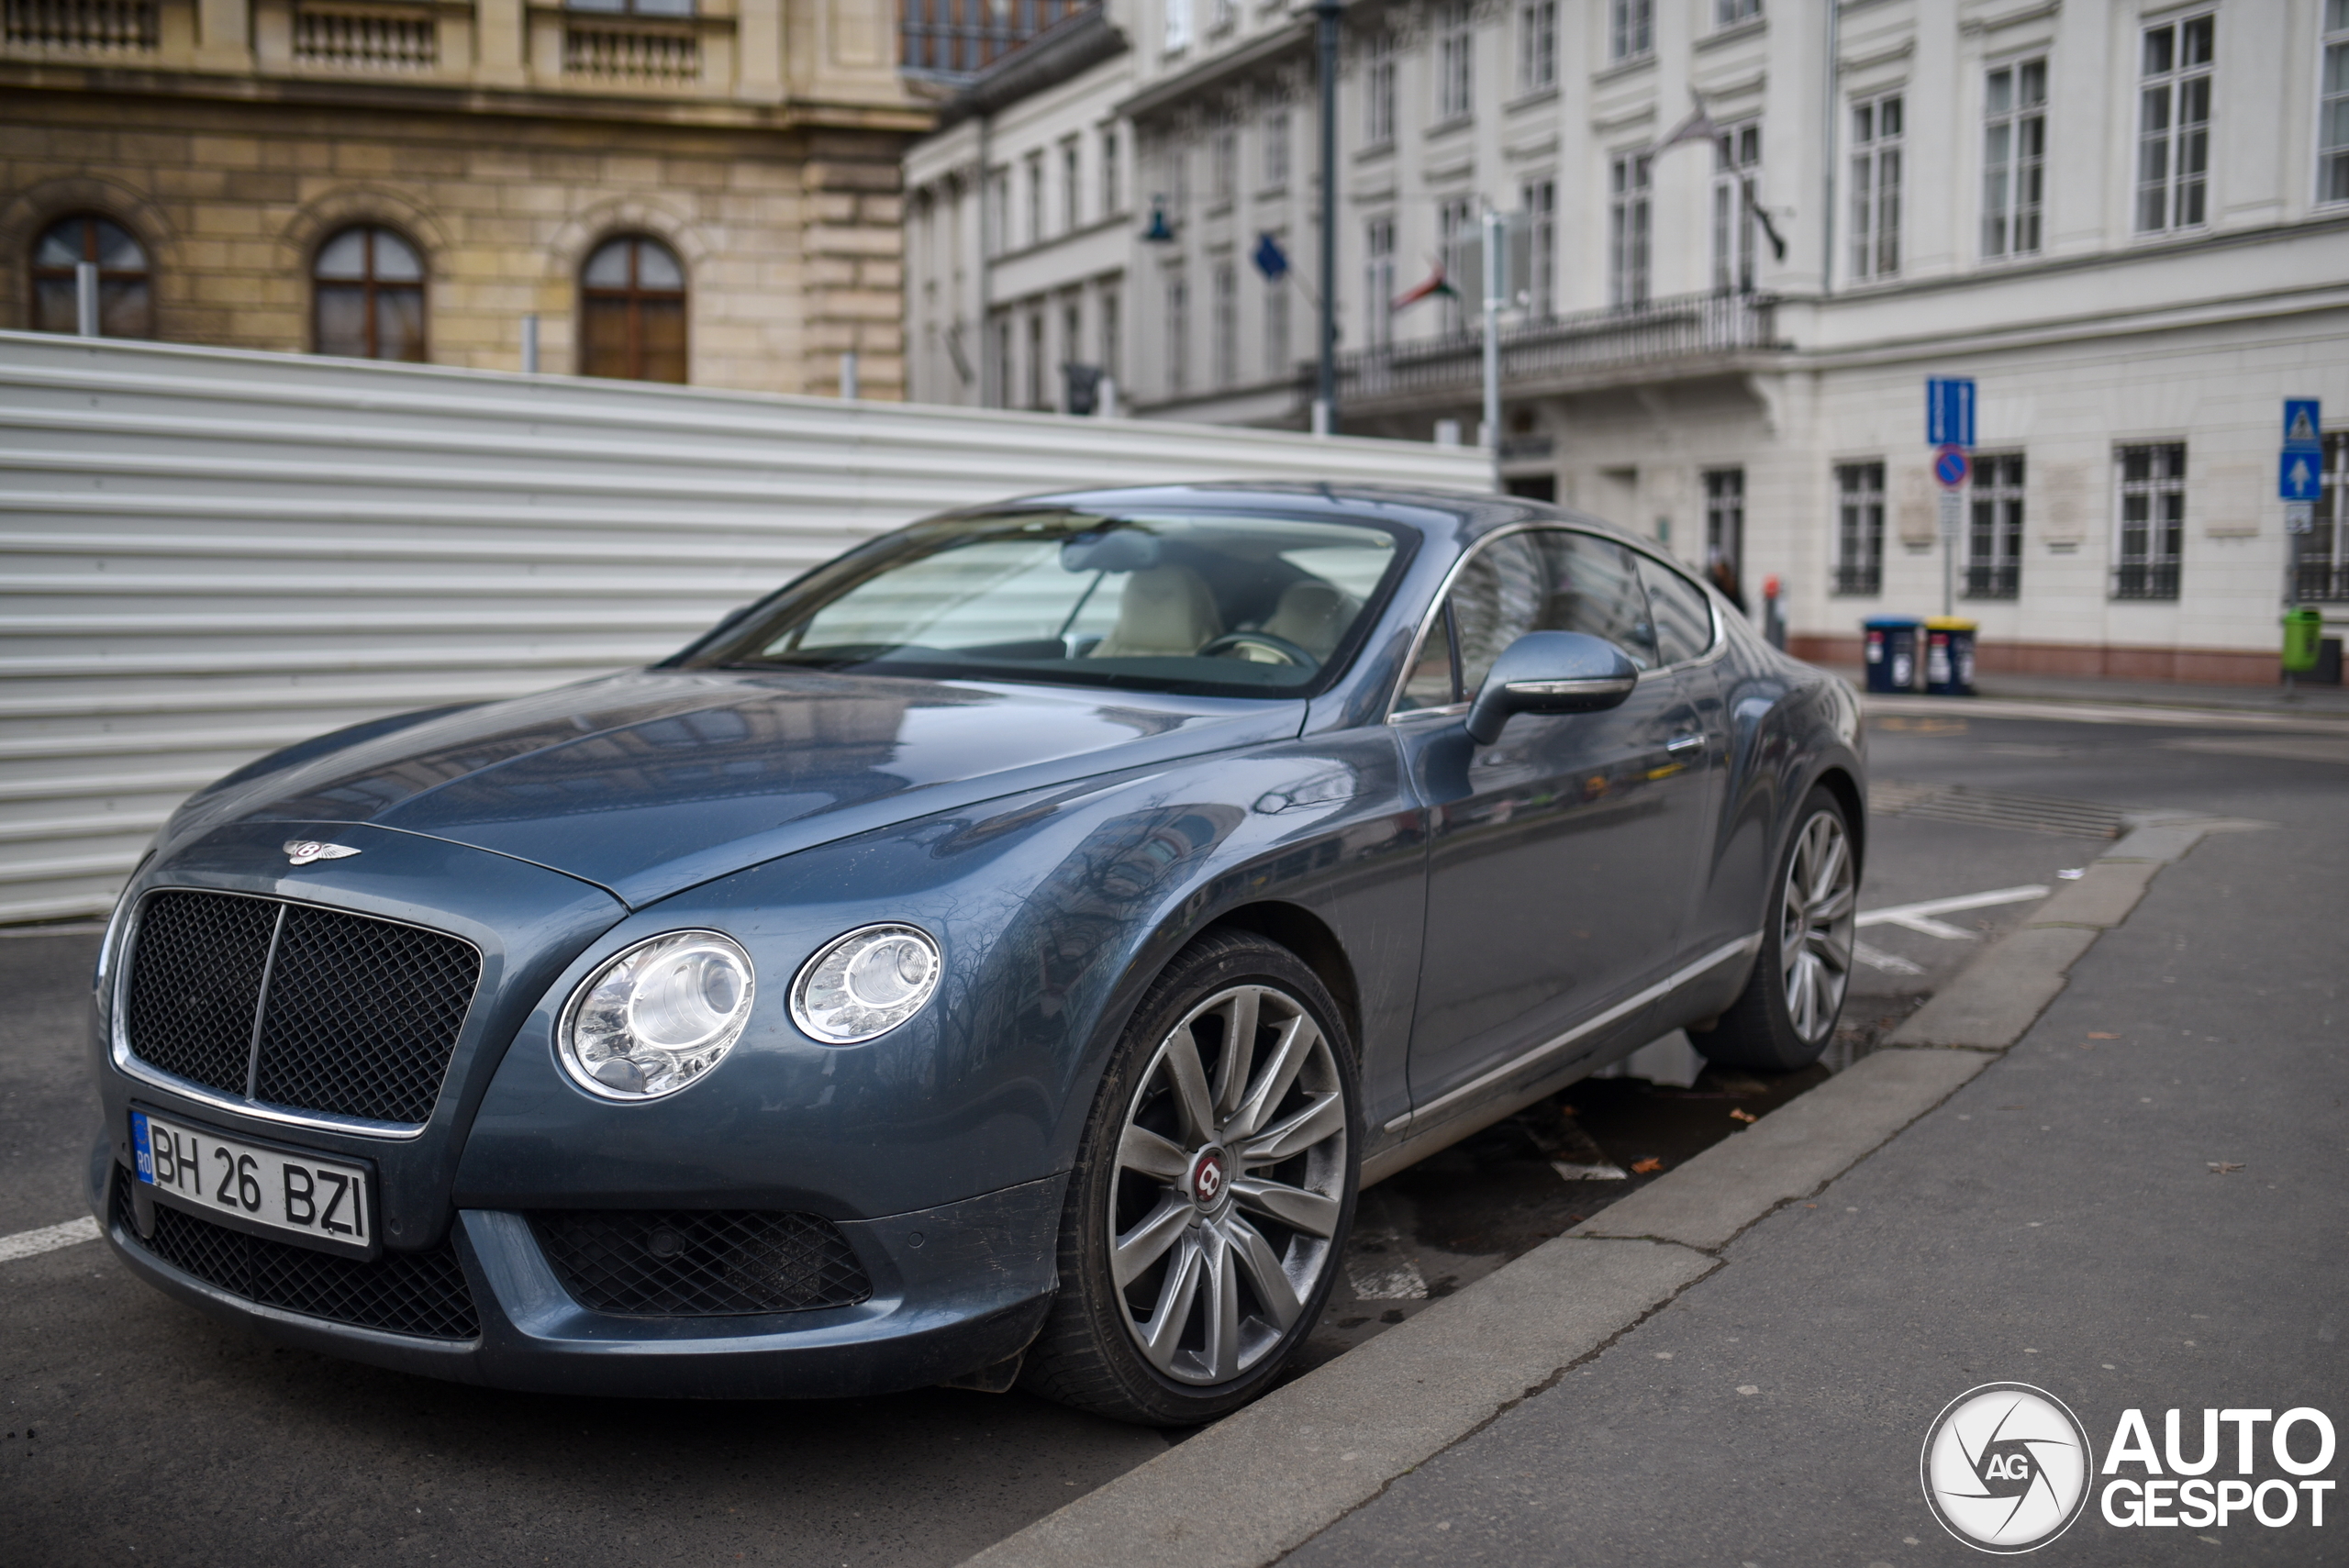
1188 1147 1228 1209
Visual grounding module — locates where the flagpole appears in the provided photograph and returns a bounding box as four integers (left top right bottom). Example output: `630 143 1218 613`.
1313 0 1342 436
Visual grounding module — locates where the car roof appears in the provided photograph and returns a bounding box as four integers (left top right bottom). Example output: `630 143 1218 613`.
951 481 1656 556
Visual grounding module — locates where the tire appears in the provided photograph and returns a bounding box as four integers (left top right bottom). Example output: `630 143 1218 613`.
1019 930 1360 1426
1687 785 1858 1073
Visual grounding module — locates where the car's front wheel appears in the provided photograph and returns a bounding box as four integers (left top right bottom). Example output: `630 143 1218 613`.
1688 785 1858 1072
1019 931 1359 1425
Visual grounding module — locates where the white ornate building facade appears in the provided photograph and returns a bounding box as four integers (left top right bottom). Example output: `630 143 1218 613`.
906 0 2349 682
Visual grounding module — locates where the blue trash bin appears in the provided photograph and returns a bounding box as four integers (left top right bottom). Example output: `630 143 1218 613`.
1925 617 1977 696
1864 617 1922 693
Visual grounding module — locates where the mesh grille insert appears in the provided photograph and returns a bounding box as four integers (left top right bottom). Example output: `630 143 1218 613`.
532 1210 873 1317
123 889 481 1127
124 890 279 1097
253 904 481 1124
112 1171 478 1340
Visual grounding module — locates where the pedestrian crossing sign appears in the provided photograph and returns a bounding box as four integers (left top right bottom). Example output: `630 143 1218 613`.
2284 399 2321 450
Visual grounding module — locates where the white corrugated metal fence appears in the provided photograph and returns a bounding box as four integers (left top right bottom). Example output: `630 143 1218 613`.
0 333 1490 923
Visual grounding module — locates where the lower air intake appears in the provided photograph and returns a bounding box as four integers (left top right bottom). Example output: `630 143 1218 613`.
531 1209 872 1317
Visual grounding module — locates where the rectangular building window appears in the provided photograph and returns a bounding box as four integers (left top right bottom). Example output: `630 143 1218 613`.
1062 139 1082 233
1164 272 1188 395
1834 462 1886 596
1364 31 1397 147
1849 93 1903 280
1026 310 1046 408
1610 0 1652 61
1163 0 1190 54
1520 177 1555 317
1025 152 1045 249
1365 216 1396 348
1705 468 1744 585
1437 2 1474 123
1101 128 1122 216
2297 431 2349 599
1263 103 1289 190
992 315 1013 406
1438 197 1475 334
1520 0 1555 94
1212 124 1237 205
1715 0 1759 24
1966 453 2025 600
1609 152 1652 307
1100 287 1120 385
1712 122 1761 292
1212 261 1237 386
2136 15 2213 233
1264 269 1290 377
2321 1 2349 204
2114 443 2185 599
986 169 1009 258
1982 60 2047 259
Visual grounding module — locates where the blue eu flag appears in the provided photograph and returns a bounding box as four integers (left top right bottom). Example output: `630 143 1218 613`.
1252 233 1290 282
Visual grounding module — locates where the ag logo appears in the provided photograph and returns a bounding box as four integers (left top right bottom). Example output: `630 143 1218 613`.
1921 1383 2095 1553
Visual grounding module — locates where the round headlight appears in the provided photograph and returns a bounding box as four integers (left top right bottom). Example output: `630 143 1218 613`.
559 930 755 1101
790 924 941 1044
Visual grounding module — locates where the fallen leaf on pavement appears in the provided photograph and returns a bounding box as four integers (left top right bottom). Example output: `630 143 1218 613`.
2207 1162 2244 1174
2088 1032 2120 1040
1729 1107 1757 1124
1631 1157 1664 1174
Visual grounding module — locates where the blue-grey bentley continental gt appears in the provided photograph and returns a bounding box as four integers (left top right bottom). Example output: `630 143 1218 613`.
90 484 1864 1424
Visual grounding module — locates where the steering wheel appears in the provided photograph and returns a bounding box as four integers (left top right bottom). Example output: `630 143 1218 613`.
1197 631 1320 671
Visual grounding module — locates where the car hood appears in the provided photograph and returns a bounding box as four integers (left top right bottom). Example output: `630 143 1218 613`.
183 669 1308 907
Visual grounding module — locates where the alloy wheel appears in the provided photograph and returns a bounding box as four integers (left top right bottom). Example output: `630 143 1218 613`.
1108 984 1348 1385
1778 809 1856 1044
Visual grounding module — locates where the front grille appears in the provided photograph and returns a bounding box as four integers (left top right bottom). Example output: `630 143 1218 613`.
123 889 481 1125
113 1171 479 1340
532 1209 873 1317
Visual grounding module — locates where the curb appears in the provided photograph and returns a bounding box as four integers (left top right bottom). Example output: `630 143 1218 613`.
1862 694 2349 733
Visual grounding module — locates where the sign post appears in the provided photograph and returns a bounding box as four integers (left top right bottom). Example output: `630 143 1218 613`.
1927 379 1976 618
2282 399 2321 607
1933 440 1970 618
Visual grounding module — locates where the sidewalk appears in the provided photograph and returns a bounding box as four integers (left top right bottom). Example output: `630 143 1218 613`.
1817 662 2349 718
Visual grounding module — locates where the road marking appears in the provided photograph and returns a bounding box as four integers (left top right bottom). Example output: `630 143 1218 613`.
1853 941 1924 975
0 1215 100 1263
1858 884 2049 939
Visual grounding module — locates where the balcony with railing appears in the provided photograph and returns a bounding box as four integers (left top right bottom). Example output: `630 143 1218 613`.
2292 562 2349 601
1319 289 1785 417
4 0 157 55
294 3 437 69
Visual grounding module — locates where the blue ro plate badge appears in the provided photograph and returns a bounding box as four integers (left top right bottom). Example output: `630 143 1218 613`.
131 1108 375 1258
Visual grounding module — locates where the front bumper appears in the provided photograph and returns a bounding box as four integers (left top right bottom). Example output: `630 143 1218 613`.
92 1141 1064 1399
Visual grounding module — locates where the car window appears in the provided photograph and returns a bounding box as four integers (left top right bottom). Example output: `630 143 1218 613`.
1442 529 1660 697
1396 605 1460 710
1635 553 1716 666
685 508 1411 699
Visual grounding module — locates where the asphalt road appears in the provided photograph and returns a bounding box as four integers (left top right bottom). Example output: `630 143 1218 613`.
4 703 2324 1566
1282 708 2349 1566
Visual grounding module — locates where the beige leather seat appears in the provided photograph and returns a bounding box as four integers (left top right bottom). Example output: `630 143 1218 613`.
1087 565 1223 658
1259 579 1359 660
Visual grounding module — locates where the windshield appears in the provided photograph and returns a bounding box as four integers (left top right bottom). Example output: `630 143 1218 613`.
682 508 1413 698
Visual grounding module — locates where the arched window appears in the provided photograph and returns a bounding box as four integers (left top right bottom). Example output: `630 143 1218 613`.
580 236 686 383
30 214 152 337
313 226 427 361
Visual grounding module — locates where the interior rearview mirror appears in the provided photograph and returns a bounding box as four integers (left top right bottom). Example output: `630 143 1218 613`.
1464 631 1641 745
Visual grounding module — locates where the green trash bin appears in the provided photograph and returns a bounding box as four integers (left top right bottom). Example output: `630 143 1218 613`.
2284 607 2324 674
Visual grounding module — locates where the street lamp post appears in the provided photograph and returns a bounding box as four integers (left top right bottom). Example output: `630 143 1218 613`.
1313 0 1342 436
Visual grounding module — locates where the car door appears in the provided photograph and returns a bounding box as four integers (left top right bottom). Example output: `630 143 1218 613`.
1393 528 1713 1114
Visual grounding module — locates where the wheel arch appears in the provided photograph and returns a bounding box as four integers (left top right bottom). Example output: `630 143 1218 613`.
1809 763 1866 876
1194 899 1364 1057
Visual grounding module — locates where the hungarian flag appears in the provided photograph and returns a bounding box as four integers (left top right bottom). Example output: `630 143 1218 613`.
1391 264 1456 311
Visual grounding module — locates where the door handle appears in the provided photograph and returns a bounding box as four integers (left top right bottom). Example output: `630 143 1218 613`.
1666 734 1707 756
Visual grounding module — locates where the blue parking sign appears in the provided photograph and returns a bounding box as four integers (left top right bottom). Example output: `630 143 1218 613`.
1927 378 1976 448
2281 450 2322 502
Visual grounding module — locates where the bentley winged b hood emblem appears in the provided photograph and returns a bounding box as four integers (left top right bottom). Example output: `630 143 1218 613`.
284 840 362 866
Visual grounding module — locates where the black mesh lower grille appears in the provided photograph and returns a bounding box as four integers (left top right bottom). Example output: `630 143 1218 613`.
532 1210 872 1317
252 904 480 1124
114 1170 479 1340
123 890 278 1096
123 889 481 1126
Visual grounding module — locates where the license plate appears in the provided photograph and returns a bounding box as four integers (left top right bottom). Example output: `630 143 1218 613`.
131 1109 374 1257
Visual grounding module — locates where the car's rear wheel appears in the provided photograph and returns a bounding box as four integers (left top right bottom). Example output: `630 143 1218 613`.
1019 931 1358 1425
1688 785 1857 1072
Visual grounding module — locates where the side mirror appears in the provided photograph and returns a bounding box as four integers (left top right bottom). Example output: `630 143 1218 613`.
1464 631 1641 745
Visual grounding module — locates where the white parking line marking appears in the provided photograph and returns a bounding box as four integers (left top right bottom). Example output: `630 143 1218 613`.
1853 941 1924 975
0 1215 100 1263
1857 884 2049 939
